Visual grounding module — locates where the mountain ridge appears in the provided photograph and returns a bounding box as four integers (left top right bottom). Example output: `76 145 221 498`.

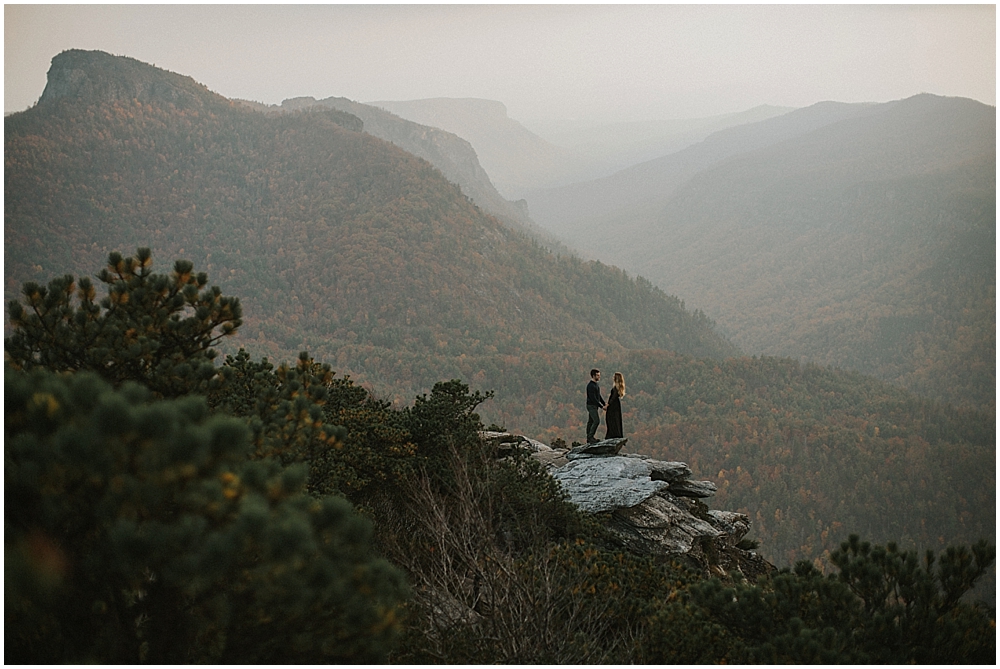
521 103 794 179
270 95 572 253
525 100 878 234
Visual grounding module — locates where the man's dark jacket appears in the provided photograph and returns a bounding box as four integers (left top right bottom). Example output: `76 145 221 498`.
587 380 605 407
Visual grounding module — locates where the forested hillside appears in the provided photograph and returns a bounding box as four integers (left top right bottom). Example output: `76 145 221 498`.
527 95 996 414
5 50 994 580
244 94 553 244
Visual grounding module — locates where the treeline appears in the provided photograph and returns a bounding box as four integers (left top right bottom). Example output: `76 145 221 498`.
6 250 995 663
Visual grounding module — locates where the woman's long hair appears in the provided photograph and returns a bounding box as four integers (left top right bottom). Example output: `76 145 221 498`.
613 372 625 397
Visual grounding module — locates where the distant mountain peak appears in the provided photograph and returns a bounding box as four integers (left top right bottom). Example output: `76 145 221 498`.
38 49 225 110
369 97 510 120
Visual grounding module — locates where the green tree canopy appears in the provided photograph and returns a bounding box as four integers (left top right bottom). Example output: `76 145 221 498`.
5 366 407 663
5 248 241 398
644 534 996 663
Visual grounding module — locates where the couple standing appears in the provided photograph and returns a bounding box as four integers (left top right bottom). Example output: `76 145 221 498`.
585 368 626 443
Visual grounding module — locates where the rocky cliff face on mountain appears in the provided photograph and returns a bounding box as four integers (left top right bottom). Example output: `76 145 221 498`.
283 97 525 221
239 95 565 250
483 432 776 581
39 49 224 110
368 97 591 198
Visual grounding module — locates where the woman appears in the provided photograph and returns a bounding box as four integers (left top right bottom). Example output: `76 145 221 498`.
604 372 626 439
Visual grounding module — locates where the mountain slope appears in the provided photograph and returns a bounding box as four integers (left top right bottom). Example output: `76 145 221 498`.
270 96 540 233
237 95 575 256
375 98 793 198
528 95 995 412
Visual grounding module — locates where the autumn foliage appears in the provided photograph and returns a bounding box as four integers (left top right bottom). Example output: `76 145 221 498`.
5 248 995 663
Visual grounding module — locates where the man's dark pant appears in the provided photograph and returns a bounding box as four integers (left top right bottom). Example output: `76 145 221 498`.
586 404 601 442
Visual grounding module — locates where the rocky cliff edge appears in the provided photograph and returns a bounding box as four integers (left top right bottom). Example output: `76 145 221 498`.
482 431 777 582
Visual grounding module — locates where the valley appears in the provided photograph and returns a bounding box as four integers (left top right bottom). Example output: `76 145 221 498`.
522 95 996 415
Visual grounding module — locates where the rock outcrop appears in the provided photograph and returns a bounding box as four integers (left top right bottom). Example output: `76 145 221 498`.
366 97 591 199
39 49 220 110
483 431 776 581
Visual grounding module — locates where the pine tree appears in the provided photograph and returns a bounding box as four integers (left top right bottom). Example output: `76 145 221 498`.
5 366 408 663
644 535 995 663
829 534 996 663
5 248 242 398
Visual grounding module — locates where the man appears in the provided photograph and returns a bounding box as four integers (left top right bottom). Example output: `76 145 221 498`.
585 368 606 444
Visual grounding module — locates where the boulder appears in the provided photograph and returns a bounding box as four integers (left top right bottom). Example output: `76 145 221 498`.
618 453 691 481
551 456 668 513
479 431 554 459
533 448 570 471
668 479 718 498
479 431 553 454
566 437 628 459
647 460 693 482
609 493 722 555
479 430 514 443
527 434 776 581
522 437 552 453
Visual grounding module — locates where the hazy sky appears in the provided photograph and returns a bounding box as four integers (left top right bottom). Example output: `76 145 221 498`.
5 4 996 123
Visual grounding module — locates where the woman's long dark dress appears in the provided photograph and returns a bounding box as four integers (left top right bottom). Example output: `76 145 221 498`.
604 387 623 439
